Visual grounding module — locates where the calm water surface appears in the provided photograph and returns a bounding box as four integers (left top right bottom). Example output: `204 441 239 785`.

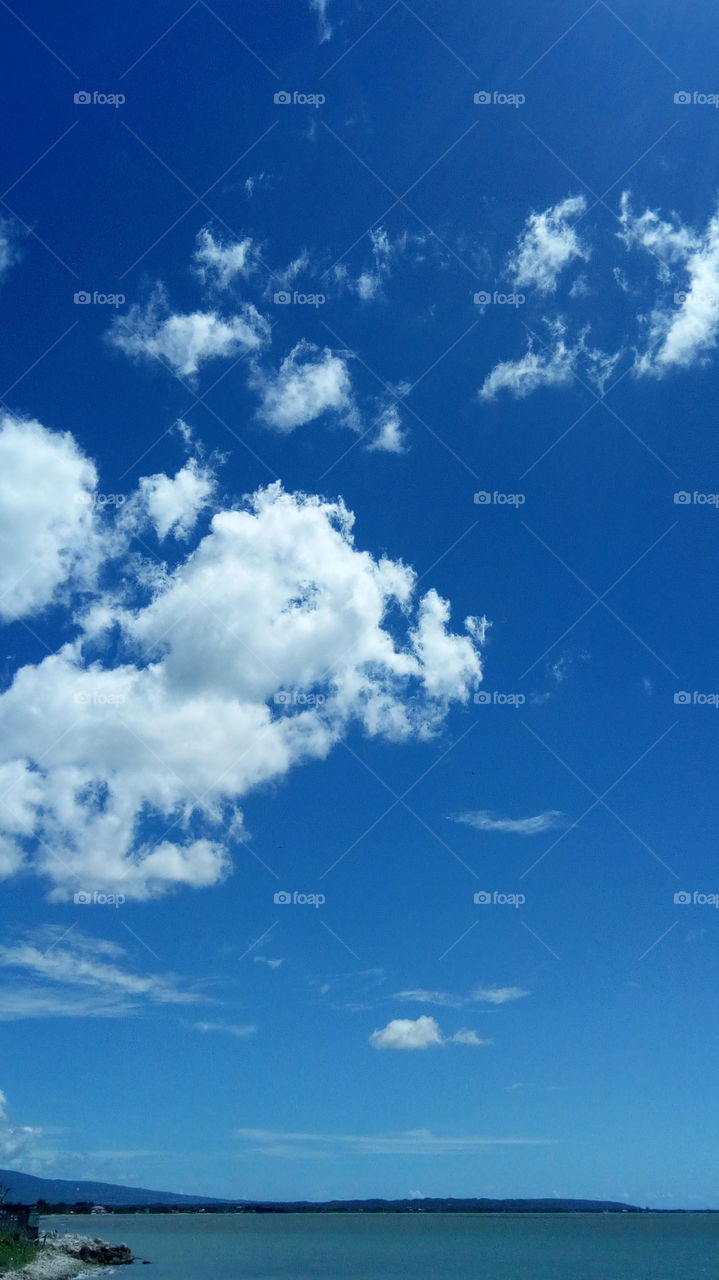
43 1211 719 1280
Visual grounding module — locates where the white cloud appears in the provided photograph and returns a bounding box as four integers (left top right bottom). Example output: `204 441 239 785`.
252 340 359 432
369 1015 488 1049
480 323 620 400
0 433 484 901
334 228 403 302
253 956 283 969
109 286 270 378
0 220 20 282
619 194 719 374
309 0 332 42
367 405 407 453
479 329 576 400
194 227 255 288
509 196 589 293
473 986 529 1005
393 989 463 1007
0 415 99 621
452 810 566 835
138 459 215 540
193 1021 256 1038
0 1089 41 1163
0 930 201 1006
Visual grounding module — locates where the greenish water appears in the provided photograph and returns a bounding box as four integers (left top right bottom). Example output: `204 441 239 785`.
42 1212 719 1280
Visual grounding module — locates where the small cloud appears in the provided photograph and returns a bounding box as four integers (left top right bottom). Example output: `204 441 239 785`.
393 989 463 1007
508 195 589 294
451 810 565 836
251 340 359 433
450 1028 491 1045
367 405 408 454
194 227 255 289
109 285 269 378
193 1021 257 1038
253 956 283 969
472 986 529 1005
309 0 332 42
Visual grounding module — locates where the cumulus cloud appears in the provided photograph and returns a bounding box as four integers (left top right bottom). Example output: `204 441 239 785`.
194 227 255 288
0 430 484 901
451 810 566 835
252 340 359 432
509 196 589 293
0 1089 41 1163
109 286 270 378
619 194 719 374
367 405 407 454
138 459 215 540
369 1015 488 1049
0 415 99 621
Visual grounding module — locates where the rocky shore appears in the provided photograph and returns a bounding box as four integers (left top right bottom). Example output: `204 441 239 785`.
12 1235 133 1280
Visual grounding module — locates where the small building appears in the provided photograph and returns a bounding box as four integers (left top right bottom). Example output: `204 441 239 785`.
91 1206 108 1215
0 1204 40 1240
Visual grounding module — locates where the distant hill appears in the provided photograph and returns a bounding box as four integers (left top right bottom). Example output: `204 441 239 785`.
0 1168 227 1207
1 1170 641 1212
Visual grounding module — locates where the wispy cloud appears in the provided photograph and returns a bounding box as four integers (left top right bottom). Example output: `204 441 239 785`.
235 1127 554 1156
393 985 529 1008
451 810 566 836
193 1021 257 1038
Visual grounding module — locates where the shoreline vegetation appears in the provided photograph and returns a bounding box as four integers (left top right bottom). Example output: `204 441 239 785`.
0 1235 133 1280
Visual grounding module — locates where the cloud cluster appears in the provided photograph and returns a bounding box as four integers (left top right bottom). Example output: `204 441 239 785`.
0 419 484 901
369 1015 489 1049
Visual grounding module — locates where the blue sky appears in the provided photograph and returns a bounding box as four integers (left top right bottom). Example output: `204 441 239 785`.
0 0 718 1209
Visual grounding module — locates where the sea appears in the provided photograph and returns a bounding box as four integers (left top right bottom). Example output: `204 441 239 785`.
41 1211 719 1280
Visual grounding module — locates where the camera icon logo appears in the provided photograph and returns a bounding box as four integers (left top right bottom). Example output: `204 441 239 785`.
674 291 688 304
674 890 692 904
74 890 92 904
474 690 491 704
273 291 292 304
274 91 292 104
674 91 692 104
473 291 492 305
274 690 291 704
274 890 292 904
74 91 92 104
474 890 492 904
673 490 691 504
74 291 92 304
474 490 492 504
474 91 492 104
674 690 692 705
